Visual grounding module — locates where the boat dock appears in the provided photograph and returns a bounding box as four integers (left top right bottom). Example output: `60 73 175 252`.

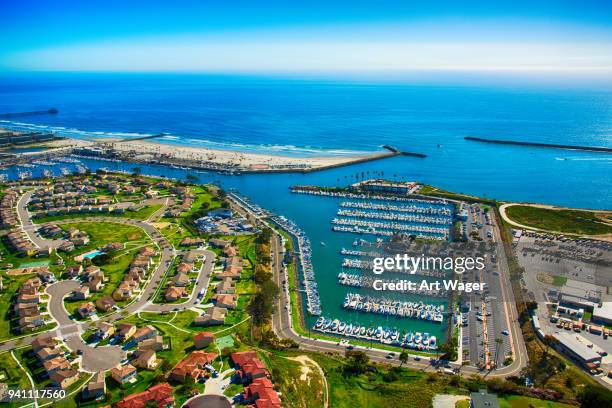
313 316 439 350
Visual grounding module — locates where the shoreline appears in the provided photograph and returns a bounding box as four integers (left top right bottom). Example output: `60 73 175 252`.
3 135 408 173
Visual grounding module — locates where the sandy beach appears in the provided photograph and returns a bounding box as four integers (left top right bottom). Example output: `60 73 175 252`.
106 139 383 170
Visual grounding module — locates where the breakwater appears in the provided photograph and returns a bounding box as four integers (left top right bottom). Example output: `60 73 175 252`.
0 108 58 118
465 136 612 153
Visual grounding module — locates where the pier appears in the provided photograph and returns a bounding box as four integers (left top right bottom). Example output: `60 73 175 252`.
465 136 612 153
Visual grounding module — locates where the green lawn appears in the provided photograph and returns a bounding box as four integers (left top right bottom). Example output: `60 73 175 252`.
552 275 568 287
59 221 147 249
505 205 612 235
0 351 34 407
498 395 574 408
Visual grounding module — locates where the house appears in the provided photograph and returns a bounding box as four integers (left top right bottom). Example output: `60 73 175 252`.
194 332 214 349
133 325 157 343
49 369 80 390
117 382 174 408
138 335 164 352
164 286 187 302
219 266 241 280
89 276 103 292
231 351 259 369
73 286 90 300
96 295 116 312
176 263 193 274
96 322 115 339
194 307 227 326
132 349 157 370
113 285 133 301
216 278 236 294
43 356 71 374
223 246 238 257
172 272 190 287
180 237 205 247
170 351 217 383
240 358 269 383
77 302 96 318
470 389 500 408
242 377 281 408
65 265 83 278
82 371 106 401
35 347 61 362
117 323 137 341
212 294 237 309
31 334 56 352
110 364 138 385
209 239 230 249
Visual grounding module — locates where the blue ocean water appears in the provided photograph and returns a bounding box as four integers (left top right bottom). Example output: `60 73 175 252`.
1 73 610 208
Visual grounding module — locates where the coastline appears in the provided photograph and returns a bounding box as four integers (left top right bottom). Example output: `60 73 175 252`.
5 135 404 173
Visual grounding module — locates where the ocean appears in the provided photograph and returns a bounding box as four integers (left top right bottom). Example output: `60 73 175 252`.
1 72 610 208
1 73 610 341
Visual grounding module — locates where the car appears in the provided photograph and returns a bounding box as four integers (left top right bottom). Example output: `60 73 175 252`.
386 355 393 359
414 356 421 361
388 352 395 357
501 330 509 336
76 349 83 355
346 345 354 350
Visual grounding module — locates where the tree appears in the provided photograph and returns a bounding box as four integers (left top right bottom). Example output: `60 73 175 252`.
186 174 199 184
344 350 369 375
399 350 408 367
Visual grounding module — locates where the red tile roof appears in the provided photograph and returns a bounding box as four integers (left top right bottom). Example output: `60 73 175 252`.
244 378 281 408
117 382 174 408
194 332 214 342
171 351 217 381
231 351 258 367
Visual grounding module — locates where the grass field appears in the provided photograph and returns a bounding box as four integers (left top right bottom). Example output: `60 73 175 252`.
498 395 574 408
505 205 612 235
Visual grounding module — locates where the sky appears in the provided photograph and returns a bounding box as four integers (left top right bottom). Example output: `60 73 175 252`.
1 0 611 80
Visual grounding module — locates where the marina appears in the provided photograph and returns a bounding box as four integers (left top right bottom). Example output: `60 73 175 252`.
341 293 445 323
271 215 322 316
338 272 449 297
312 316 439 350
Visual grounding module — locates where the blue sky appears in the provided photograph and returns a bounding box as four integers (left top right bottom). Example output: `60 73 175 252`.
2 0 611 78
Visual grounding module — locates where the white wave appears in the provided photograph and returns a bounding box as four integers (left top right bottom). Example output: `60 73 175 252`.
1 119 371 157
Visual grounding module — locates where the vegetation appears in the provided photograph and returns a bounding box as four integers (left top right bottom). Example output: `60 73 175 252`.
505 205 612 235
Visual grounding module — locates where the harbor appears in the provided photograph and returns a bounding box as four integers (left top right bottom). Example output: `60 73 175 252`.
341 293 445 323
312 316 439 350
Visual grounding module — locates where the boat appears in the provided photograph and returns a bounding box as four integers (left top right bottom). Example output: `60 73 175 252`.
429 336 437 349
314 317 324 329
331 319 339 331
320 241 326 246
